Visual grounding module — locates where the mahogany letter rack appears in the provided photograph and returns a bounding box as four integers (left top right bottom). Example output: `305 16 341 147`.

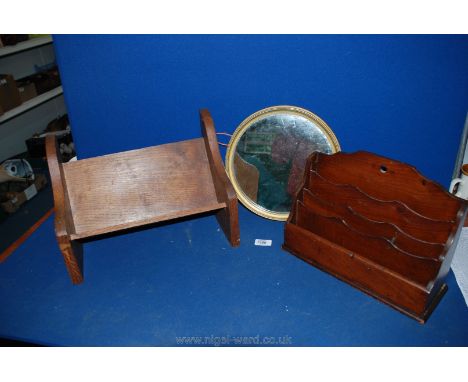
283 151 467 323
46 109 240 284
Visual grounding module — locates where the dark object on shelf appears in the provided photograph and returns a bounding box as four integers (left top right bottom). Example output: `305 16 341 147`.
46 114 69 132
16 79 37 103
0 74 22 113
46 109 240 284
26 115 73 159
26 131 73 160
283 151 468 323
34 61 57 73
19 66 61 95
0 174 48 214
0 35 29 47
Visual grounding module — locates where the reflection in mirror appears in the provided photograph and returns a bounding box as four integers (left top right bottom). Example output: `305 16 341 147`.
226 106 340 220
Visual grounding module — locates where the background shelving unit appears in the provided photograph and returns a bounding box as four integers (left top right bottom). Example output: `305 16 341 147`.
0 36 53 58
0 36 67 162
0 86 63 124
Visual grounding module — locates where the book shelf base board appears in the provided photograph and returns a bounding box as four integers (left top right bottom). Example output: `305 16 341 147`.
283 243 448 323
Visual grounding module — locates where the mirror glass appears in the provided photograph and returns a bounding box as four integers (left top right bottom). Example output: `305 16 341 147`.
226 106 340 220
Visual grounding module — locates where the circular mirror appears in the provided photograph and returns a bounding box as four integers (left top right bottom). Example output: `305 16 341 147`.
226 105 341 220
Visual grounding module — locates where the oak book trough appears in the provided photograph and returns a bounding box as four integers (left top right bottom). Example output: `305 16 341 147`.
46 109 240 284
283 151 467 323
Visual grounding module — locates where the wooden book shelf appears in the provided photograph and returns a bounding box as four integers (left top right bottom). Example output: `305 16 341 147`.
46 109 240 284
283 151 467 323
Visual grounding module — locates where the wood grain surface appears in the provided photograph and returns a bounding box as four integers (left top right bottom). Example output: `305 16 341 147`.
306 170 453 244
46 109 240 284
300 188 445 260
283 150 468 323
284 223 431 317
200 109 240 247
295 200 440 287
310 151 461 221
63 138 224 238
46 135 83 284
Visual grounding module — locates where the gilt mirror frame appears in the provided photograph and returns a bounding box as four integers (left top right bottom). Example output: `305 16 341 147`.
225 105 341 221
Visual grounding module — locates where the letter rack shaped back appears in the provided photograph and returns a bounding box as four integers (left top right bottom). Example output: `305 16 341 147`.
283 151 467 323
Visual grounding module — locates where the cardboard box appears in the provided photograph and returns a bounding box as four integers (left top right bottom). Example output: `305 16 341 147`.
0 74 22 112
17 81 37 103
0 174 48 214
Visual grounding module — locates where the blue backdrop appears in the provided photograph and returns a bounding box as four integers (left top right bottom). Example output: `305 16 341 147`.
2 35 467 346
53 35 468 187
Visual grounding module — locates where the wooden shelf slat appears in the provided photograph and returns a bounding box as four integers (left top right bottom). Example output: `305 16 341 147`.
62 138 223 237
